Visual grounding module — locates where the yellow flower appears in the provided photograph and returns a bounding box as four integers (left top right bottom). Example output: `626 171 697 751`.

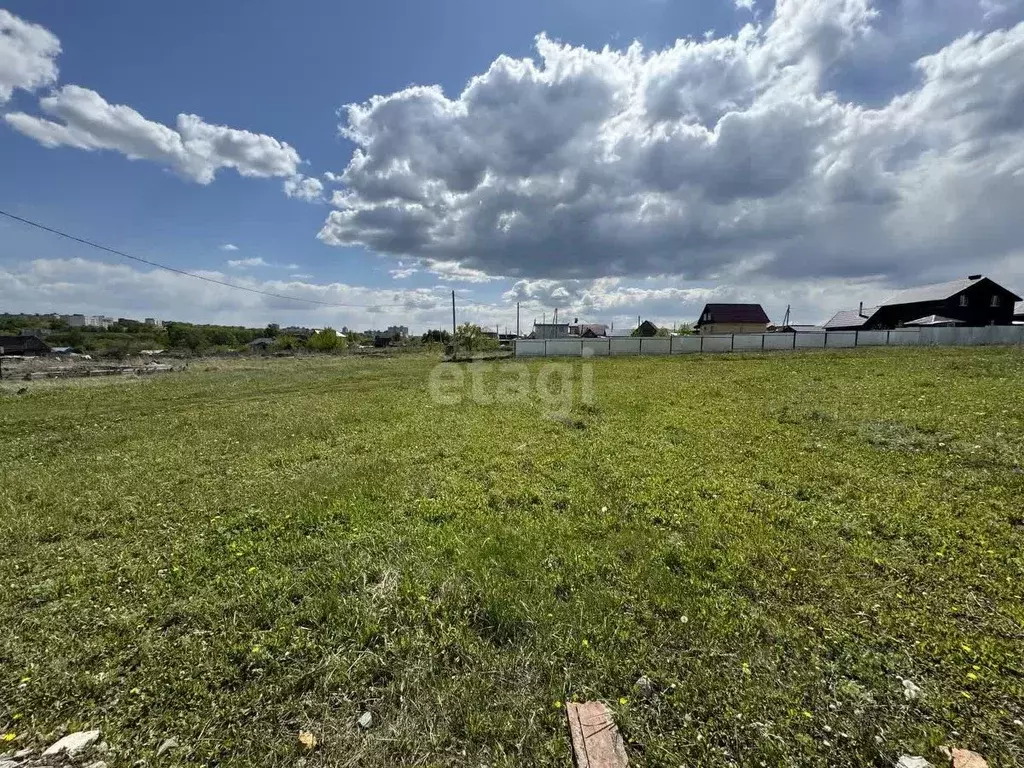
619 697 629 705
2 732 16 742
553 701 562 709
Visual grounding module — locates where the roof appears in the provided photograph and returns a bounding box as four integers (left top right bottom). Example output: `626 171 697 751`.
1015 301 1024 318
782 324 825 332
697 303 770 325
0 335 51 353
904 314 965 326
881 276 1021 305
823 307 879 329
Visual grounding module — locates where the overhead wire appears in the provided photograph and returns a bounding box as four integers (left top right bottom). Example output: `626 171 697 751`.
0 208 501 312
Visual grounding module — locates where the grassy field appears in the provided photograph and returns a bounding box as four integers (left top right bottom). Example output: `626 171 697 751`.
2 348 1023 767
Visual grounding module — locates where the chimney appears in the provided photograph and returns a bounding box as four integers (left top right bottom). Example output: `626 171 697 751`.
968 274 982 280
858 301 867 318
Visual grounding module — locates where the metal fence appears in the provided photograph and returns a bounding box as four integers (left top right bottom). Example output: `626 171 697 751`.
514 325 1024 358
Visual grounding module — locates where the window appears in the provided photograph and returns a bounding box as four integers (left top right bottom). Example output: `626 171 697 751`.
991 295 1000 307
959 294 969 307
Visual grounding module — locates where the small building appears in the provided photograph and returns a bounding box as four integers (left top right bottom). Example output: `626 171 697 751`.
144 318 163 329
775 324 825 333
248 337 275 352
569 323 608 338
824 306 882 331
695 304 770 334
533 322 571 340
0 335 52 356
1014 301 1024 324
635 320 659 337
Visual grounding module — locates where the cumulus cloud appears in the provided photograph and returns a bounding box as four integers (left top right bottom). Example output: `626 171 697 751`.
389 266 418 279
219 243 239 251
5 85 303 184
0 9 59 104
283 174 325 202
318 2 1024 292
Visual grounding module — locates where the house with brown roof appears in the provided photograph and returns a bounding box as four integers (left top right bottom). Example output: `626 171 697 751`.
695 304 770 334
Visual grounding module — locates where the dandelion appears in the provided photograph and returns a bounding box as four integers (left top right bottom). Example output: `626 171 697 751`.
619 697 629 705
553 700 562 709
2 733 16 742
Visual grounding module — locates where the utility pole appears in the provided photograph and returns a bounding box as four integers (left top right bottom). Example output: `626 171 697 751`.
554 308 558 325
451 290 457 360
637 315 641 329
516 302 520 338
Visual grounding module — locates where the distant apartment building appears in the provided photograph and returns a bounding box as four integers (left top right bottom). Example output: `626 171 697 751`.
386 325 409 339
61 314 115 329
144 318 163 329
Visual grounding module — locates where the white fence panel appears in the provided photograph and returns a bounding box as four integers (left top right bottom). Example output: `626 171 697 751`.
516 323 1024 358
764 333 797 350
888 329 919 346
993 325 1024 344
826 332 858 348
857 330 888 346
609 338 642 356
671 336 702 354
732 334 764 351
701 335 733 353
545 339 583 357
515 340 546 357
795 333 827 349
639 338 671 355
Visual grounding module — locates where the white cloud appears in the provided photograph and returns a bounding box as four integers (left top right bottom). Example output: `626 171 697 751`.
0 257 462 330
219 243 239 252
425 260 501 283
317 3 1024 296
0 9 60 104
227 257 270 268
5 85 303 184
389 267 418 279
735 0 755 12
283 174 324 202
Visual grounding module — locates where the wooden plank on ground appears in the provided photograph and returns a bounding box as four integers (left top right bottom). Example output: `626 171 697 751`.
566 701 628 768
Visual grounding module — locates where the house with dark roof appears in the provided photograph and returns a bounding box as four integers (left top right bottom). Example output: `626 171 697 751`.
823 306 882 330
0 335 52 356
634 320 659 337
826 275 1021 330
695 304 770 334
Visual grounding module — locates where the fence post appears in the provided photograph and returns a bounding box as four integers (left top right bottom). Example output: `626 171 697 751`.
544 339 548 357
761 334 765 351
730 334 735 352
855 330 859 347
793 333 796 350
608 338 611 356
700 336 704 353
886 330 891 346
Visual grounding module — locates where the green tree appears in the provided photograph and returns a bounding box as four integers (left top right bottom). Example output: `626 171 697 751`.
308 327 340 352
454 323 497 352
421 329 451 344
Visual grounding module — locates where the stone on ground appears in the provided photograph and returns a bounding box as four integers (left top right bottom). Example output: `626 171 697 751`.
42 730 101 757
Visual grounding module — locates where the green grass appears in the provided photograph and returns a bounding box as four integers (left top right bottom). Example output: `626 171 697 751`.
2 349 1023 766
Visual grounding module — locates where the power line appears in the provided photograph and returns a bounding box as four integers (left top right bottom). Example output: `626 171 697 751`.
0 208 439 310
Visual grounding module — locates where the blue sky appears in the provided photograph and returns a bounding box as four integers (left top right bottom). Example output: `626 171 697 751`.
2 0 1023 331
